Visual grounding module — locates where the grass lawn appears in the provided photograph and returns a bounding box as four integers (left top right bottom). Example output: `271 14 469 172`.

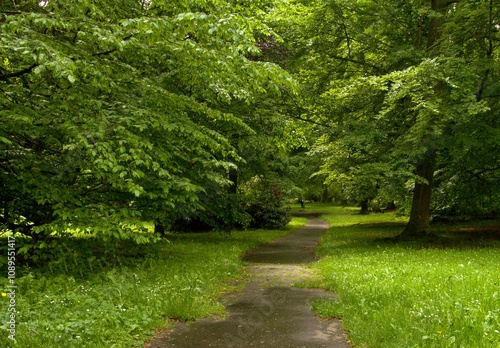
0 218 306 348
311 205 500 348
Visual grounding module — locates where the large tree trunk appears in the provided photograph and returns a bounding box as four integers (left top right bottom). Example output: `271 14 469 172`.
228 168 238 194
320 186 328 203
385 200 396 211
402 0 447 238
360 199 369 215
403 157 434 236
154 222 166 236
426 0 447 52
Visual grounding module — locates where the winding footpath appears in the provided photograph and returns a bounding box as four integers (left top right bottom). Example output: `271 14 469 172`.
145 216 350 348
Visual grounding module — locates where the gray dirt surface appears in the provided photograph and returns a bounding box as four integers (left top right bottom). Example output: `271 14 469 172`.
145 216 350 348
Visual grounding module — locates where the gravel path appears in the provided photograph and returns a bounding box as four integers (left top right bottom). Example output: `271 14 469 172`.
145 216 350 348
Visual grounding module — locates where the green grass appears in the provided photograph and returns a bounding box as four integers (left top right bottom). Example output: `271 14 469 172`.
0 218 306 348
312 206 500 348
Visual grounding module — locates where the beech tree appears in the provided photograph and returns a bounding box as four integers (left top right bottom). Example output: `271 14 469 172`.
0 0 293 240
271 0 500 236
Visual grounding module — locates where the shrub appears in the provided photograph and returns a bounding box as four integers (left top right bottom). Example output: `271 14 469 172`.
169 189 252 233
242 180 291 229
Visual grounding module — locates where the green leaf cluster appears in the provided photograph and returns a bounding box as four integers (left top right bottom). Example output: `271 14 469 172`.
272 0 500 217
0 0 293 241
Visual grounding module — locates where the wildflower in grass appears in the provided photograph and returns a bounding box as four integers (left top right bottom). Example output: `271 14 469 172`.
437 331 442 336
1 293 6 297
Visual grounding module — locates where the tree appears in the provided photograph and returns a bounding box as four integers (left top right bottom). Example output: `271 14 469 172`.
403 0 447 236
270 0 499 235
0 0 293 241
401 0 500 234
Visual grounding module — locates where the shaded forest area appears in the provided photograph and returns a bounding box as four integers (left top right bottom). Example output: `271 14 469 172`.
1 0 499 255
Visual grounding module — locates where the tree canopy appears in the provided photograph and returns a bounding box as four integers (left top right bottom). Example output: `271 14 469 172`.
0 0 293 240
270 0 500 235
1 0 498 241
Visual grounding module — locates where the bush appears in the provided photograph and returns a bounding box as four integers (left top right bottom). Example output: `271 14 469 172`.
242 181 291 229
167 178 292 232
169 189 252 233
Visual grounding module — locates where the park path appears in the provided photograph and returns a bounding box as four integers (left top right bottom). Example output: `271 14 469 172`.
145 216 350 348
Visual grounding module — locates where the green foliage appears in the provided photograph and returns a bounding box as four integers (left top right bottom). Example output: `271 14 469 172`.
286 150 326 201
271 0 500 222
0 0 294 242
314 206 500 348
242 177 292 229
169 190 252 232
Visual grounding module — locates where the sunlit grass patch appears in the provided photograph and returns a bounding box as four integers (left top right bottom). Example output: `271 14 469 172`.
286 216 308 229
289 202 353 216
0 218 303 348
313 206 500 348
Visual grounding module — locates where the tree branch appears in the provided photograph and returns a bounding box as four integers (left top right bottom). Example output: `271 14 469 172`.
467 166 500 181
93 34 134 56
327 53 383 73
341 17 352 59
0 64 38 81
0 11 22 15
